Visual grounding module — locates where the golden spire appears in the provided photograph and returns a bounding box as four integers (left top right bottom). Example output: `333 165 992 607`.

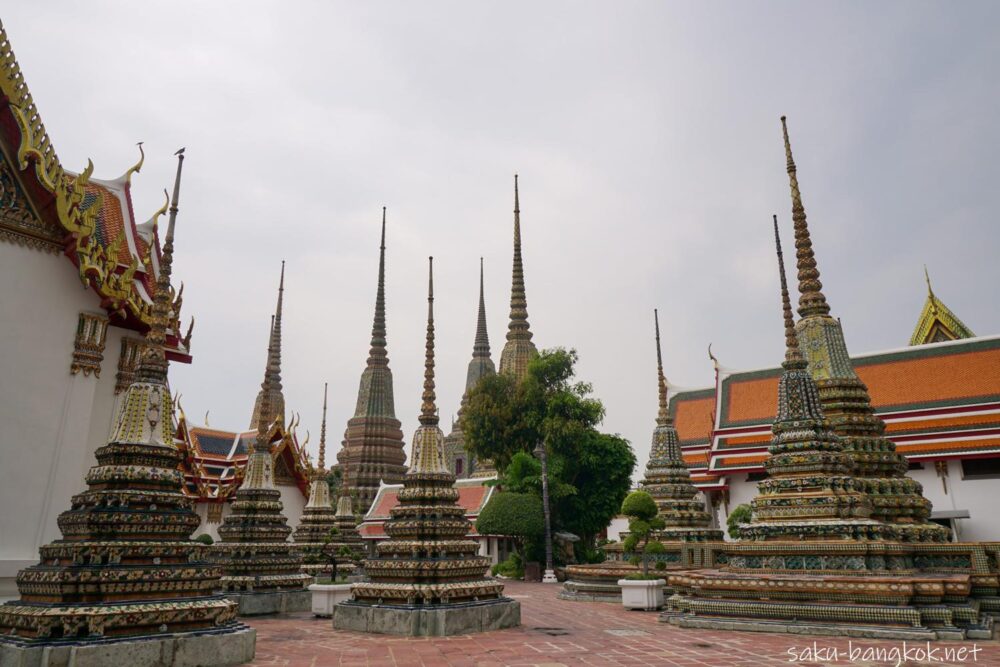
774 214 806 366
318 382 328 472
781 116 831 319
420 257 438 426
653 309 671 426
250 264 287 429
135 148 185 384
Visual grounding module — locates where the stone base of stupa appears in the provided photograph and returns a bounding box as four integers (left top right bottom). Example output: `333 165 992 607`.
332 597 520 636
661 568 994 641
559 562 638 603
225 589 311 616
0 626 256 667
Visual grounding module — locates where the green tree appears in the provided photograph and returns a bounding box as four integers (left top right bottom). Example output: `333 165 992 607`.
464 348 636 549
621 490 665 576
476 491 545 557
726 503 752 540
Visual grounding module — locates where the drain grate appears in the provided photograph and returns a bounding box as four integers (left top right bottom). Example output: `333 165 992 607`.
533 626 570 636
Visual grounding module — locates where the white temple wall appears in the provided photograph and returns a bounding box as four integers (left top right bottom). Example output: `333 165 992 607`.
0 244 107 599
278 482 306 529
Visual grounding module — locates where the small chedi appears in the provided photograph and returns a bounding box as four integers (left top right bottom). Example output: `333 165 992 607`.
0 153 255 665
334 258 521 636
293 384 354 578
213 264 311 614
337 209 408 511
443 259 496 478
663 210 991 639
562 310 723 602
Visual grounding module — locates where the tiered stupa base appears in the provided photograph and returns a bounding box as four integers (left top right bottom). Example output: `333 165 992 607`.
661 541 995 640
560 561 639 602
0 625 256 667
333 597 520 637
222 589 311 616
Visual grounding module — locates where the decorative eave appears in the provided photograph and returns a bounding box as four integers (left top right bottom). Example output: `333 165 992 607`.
0 22 192 357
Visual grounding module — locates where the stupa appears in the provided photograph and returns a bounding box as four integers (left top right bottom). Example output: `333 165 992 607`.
334 258 521 636
0 151 255 666
663 217 990 639
213 263 311 615
562 310 723 602
781 117 948 542
474 176 537 477
293 384 347 577
337 209 408 510
443 258 496 477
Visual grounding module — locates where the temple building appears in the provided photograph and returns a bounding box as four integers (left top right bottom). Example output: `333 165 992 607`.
0 21 195 601
337 209 407 511
911 266 976 345
443 259 496 477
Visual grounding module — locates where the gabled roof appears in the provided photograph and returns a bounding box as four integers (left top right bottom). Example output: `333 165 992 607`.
910 269 975 346
174 411 312 501
702 336 1000 477
0 22 190 352
358 477 495 539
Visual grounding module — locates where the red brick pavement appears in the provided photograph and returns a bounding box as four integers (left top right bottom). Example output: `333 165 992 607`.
246 580 999 667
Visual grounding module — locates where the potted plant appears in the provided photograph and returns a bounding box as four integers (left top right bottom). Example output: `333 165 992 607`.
617 490 666 610
308 529 355 617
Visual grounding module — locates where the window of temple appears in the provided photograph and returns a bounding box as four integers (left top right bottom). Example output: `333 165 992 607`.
960 457 1000 480
455 458 464 476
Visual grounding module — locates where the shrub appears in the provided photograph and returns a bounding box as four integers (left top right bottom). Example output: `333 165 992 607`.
492 553 524 578
620 491 665 576
476 492 545 557
194 533 214 545
621 491 658 521
727 504 752 540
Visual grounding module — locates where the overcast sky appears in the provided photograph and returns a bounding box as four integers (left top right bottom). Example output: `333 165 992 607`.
6 2 999 479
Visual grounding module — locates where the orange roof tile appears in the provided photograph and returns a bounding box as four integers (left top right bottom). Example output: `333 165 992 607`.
673 394 716 443
857 348 1000 409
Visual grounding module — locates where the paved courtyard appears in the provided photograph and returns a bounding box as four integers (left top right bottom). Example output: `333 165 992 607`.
246 580 999 666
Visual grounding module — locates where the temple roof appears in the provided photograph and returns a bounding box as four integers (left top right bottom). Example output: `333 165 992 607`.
357 477 496 539
668 335 1000 486
910 267 975 346
0 22 192 351
174 413 311 501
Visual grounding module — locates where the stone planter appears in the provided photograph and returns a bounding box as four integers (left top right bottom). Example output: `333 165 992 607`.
309 583 353 617
618 578 665 611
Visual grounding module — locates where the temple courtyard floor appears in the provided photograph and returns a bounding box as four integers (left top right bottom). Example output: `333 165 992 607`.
245 580 1000 666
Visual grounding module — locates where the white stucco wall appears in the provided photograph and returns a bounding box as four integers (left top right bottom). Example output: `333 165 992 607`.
0 243 109 599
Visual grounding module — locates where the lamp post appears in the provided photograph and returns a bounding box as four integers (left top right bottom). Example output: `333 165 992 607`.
534 440 558 584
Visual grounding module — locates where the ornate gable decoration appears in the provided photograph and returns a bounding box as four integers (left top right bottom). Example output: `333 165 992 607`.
910 268 975 346
0 23 189 344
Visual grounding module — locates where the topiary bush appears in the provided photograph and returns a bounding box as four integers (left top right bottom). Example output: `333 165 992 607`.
620 491 665 576
194 533 214 545
726 503 752 540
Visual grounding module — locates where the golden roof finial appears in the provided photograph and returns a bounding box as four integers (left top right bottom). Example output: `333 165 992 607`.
654 308 671 426
123 141 144 184
774 214 805 366
781 116 831 319
419 257 438 425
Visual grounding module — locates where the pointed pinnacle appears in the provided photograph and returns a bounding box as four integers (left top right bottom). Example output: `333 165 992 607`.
473 257 491 357
654 309 670 426
135 149 185 382
781 116 831 319
318 382 328 471
506 174 532 343
774 214 805 366
420 256 438 425
367 208 389 364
